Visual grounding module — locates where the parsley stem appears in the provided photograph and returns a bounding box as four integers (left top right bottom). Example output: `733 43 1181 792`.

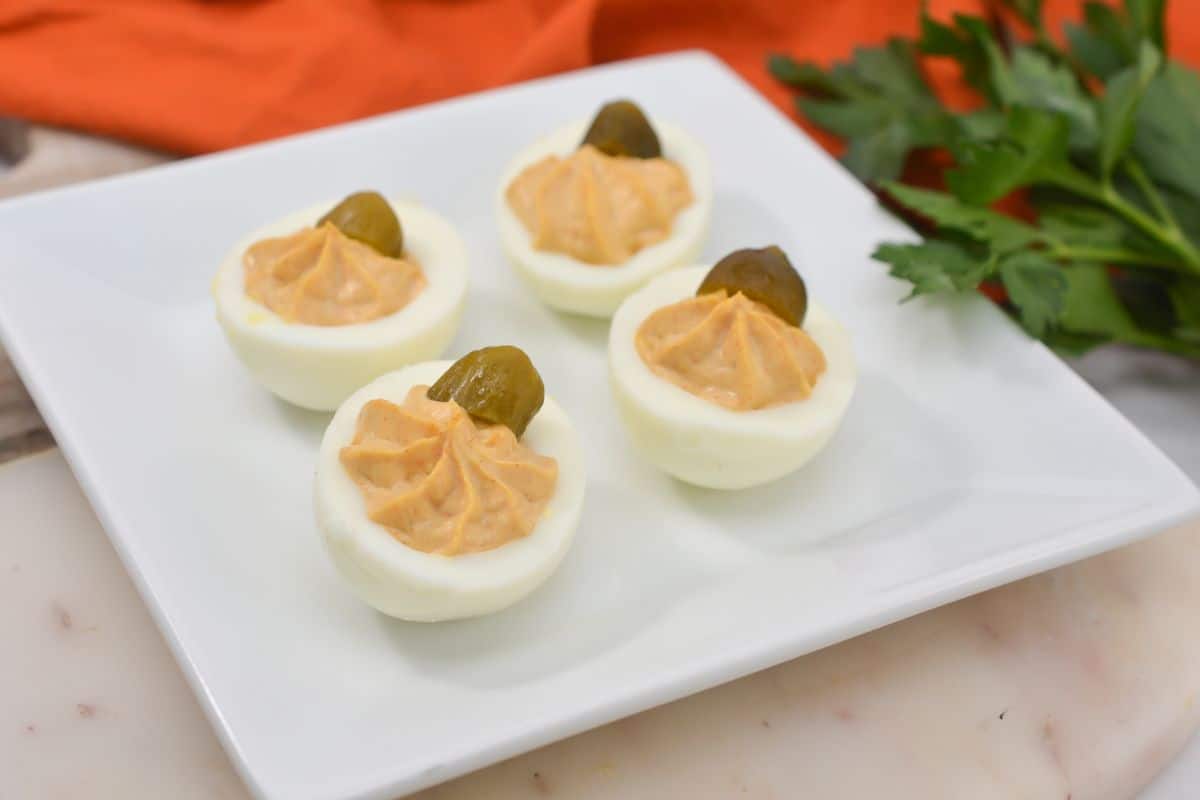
1043 169 1200 273
1124 158 1183 233
1046 245 1179 269
1102 187 1200 272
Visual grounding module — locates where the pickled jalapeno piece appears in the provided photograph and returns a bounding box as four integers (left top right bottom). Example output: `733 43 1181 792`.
317 191 404 257
697 246 808 327
428 346 545 438
580 100 662 159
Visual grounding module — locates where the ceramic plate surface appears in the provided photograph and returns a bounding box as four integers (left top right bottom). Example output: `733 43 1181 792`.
0 52 1194 800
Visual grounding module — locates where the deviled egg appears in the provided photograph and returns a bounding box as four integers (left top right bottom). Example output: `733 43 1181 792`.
609 247 856 489
315 347 585 621
497 100 712 317
214 191 467 411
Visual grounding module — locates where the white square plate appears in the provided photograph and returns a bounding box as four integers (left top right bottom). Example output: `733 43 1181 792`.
0 52 1195 800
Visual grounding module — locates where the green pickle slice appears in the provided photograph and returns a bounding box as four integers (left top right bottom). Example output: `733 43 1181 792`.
317 191 404 257
580 100 662 159
696 246 809 327
427 346 546 438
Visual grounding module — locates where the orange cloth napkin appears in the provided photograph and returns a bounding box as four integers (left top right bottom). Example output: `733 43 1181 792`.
0 0 1197 155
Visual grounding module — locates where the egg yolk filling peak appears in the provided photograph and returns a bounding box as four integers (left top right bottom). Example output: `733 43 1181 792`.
635 290 827 411
506 144 693 265
339 386 559 556
244 222 426 326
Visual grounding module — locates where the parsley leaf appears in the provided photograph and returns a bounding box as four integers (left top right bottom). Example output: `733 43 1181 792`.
1127 0 1167 52
1171 277 1200 335
872 240 992 298
1034 203 1168 258
918 12 994 98
1057 265 1200 356
1036 205 1128 248
766 54 841 94
772 0 1200 361
1112 270 1178 334
1058 263 1141 340
882 182 1043 252
1066 2 1145 79
768 40 952 181
1066 24 1126 81
1004 48 1099 150
1098 42 1161 178
1001 0 1046 28
946 106 1071 205
1134 61 1200 199
1000 252 1068 336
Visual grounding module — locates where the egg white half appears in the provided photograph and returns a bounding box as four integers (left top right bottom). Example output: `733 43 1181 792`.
609 266 857 490
214 199 468 411
496 119 713 318
315 361 586 621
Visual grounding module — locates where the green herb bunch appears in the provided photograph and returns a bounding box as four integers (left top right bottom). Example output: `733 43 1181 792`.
769 0 1200 358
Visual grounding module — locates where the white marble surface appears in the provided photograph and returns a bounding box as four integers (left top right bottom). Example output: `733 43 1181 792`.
1147 734 1200 799
1071 348 1200 800
0 453 245 800
0 122 167 201
3 449 1199 799
3 124 1200 799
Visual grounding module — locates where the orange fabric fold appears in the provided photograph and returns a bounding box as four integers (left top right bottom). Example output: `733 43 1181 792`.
0 0 1196 155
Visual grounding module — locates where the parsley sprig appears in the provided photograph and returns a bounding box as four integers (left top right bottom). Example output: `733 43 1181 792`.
769 0 1200 359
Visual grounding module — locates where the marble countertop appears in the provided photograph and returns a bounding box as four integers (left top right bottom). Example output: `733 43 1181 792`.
5 447 1200 800
3 125 1200 800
